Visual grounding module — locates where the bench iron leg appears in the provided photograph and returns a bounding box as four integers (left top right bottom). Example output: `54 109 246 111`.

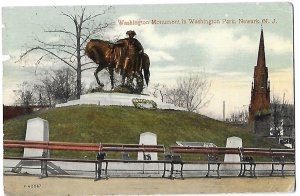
95 163 98 180
242 163 246 176
105 161 109 179
238 163 243 176
253 163 256 178
40 160 48 179
217 163 221 179
162 162 166 178
95 161 103 180
169 163 174 180
270 163 274 176
281 163 285 177
206 163 211 177
270 163 285 177
180 163 184 180
249 164 253 177
99 161 103 179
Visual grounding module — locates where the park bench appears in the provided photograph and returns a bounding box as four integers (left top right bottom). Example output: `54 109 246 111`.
3 140 167 180
237 147 295 177
168 146 295 179
162 153 184 179
169 146 231 179
4 140 295 179
94 143 167 180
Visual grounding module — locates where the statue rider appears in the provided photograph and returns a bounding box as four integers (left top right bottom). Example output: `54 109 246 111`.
115 30 144 75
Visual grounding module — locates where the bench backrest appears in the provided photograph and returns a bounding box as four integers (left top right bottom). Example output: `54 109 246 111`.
4 140 165 153
169 146 295 162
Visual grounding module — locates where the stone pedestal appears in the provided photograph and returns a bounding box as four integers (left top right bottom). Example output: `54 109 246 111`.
137 132 159 173
221 137 242 175
55 92 186 111
23 117 49 158
254 115 271 136
137 132 158 161
224 137 242 162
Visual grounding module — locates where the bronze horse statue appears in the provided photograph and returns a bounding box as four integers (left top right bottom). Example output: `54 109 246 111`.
85 39 150 92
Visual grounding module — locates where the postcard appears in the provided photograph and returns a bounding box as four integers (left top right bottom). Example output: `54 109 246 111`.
2 2 295 195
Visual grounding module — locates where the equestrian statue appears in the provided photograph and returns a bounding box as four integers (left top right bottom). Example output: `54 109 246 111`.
85 30 150 94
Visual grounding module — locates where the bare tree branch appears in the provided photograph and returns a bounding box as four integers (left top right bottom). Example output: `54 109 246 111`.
82 66 98 72
82 6 112 23
44 29 77 37
18 46 76 71
81 61 95 66
35 38 77 50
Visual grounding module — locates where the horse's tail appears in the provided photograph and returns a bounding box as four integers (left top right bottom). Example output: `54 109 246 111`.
143 53 150 86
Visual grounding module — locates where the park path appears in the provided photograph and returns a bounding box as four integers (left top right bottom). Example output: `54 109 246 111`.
3 175 295 195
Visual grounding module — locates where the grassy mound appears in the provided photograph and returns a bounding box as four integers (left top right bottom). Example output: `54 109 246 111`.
3 105 281 158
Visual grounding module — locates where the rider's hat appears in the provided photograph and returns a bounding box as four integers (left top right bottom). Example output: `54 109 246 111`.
126 30 136 36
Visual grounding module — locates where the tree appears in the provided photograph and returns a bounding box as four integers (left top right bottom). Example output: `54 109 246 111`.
50 68 78 103
227 108 249 127
270 94 295 140
14 82 36 108
18 6 113 99
152 73 212 112
151 83 167 102
169 73 211 112
283 104 295 148
14 67 80 107
37 67 79 105
33 83 51 106
35 75 55 106
270 94 287 137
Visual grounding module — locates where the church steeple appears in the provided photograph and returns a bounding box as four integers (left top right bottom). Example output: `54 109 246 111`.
249 28 270 123
257 28 266 68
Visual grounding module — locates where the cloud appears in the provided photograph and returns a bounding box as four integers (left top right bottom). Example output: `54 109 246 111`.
216 71 249 77
4 47 73 72
108 13 177 62
106 15 294 92
47 36 61 43
110 14 265 69
111 14 184 49
2 55 11 62
269 68 294 102
140 27 186 50
105 13 141 39
266 33 293 54
187 27 256 67
146 48 174 62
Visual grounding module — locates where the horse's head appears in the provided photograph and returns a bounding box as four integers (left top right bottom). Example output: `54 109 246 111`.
85 39 97 59
85 39 110 64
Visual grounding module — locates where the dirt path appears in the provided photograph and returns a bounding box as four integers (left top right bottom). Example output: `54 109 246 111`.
3 175 295 195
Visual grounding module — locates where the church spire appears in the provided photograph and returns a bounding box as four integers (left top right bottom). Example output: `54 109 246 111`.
257 28 266 67
249 28 271 130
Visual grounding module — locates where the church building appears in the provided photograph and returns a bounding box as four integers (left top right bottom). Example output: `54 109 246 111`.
249 28 271 136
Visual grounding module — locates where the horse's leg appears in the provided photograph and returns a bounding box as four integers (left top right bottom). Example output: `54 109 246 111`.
136 72 144 94
108 64 114 89
121 69 126 86
94 64 105 87
127 75 134 86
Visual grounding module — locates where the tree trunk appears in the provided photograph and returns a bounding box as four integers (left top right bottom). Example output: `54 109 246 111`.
76 24 82 99
76 68 81 99
76 45 82 99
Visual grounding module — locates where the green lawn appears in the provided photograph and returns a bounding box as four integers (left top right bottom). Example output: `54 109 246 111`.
3 105 282 159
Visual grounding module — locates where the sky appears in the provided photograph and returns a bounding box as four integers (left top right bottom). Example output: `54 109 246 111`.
1 2 295 119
